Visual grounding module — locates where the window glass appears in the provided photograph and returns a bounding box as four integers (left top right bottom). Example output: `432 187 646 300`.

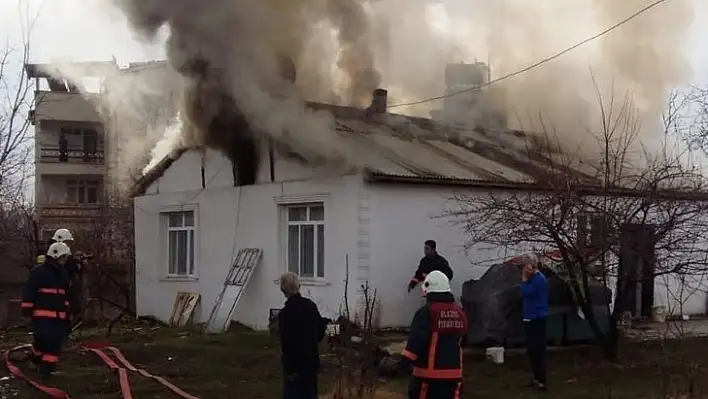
288 207 307 222
301 225 315 277
287 225 299 274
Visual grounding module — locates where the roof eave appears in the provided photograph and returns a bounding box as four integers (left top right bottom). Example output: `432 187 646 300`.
130 148 189 197
364 171 708 201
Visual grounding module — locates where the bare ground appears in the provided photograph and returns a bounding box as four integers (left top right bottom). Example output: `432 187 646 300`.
1 320 707 398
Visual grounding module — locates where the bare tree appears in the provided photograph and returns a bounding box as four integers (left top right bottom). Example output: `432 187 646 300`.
72 195 136 335
0 4 35 201
675 86 708 154
0 4 40 299
445 88 708 360
326 256 385 399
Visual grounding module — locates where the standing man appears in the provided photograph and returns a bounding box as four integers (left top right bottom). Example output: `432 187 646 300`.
408 240 453 293
58 132 68 163
521 253 549 391
21 242 75 381
401 270 467 398
277 272 327 399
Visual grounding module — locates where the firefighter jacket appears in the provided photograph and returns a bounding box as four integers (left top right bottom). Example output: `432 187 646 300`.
401 292 467 380
21 259 75 322
409 254 453 290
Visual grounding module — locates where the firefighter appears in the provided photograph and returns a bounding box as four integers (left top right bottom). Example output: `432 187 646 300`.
401 270 467 399
50 228 83 319
21 242 75 380
408 240 453 293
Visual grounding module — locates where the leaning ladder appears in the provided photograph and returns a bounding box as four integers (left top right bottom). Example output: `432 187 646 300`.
203 248 263 333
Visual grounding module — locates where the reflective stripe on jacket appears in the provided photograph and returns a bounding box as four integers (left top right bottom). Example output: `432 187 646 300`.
22 259 73 320
402 292 467 380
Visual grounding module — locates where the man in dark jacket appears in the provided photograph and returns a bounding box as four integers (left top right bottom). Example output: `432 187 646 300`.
22 242 75 380
277 272 326 399
402 270 467 398
521 253 549 391
408 240 453 292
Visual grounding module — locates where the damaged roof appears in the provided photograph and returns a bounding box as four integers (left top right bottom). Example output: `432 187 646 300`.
309 103 597 184
132 102 598 196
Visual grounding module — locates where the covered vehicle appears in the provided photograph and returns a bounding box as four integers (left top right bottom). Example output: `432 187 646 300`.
462 251 611 347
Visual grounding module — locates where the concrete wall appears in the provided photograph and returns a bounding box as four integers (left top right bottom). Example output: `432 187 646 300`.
365 185 523 327
135 149 361 329
135 149 708 330
364 185 708 325
34 91 101 123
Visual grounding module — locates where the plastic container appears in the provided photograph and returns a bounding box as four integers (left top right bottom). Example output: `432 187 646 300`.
485 346 504 364
651 305 667 323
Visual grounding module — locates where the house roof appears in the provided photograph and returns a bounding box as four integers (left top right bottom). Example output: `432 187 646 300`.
131 101 599 196
132 148 188 196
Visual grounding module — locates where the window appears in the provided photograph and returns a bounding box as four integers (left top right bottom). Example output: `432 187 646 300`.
165 211 196 277
577 213 607 249
66 179 100 204
285 203 325 278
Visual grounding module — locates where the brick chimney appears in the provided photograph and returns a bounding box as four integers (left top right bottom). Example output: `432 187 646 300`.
369 88 388 113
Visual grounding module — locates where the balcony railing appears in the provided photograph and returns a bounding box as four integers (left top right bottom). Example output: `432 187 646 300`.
40 204 101 218
39 148 104 164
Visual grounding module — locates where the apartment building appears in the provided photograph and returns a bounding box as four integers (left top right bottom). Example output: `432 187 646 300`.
26 62 115 247
27 60 178 248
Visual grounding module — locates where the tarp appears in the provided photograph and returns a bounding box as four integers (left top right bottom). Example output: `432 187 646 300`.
462 256 611 346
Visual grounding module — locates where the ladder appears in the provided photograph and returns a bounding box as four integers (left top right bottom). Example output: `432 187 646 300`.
204 248 263 333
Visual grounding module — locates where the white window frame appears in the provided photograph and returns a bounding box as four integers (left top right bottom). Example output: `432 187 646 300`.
161 205 199 280
276 196 327 281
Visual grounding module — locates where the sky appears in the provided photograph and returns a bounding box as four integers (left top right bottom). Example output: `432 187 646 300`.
1 0 707 92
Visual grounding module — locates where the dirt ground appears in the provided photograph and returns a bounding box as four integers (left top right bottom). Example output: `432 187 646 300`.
1 321 707 399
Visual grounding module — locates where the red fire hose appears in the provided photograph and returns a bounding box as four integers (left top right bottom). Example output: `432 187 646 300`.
5 342 201 399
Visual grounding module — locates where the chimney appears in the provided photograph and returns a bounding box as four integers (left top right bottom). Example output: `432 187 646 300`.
369 88 388 113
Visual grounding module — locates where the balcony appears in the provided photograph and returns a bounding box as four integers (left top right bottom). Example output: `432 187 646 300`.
32 91 102 123
39 204 101 219
36 148 104 176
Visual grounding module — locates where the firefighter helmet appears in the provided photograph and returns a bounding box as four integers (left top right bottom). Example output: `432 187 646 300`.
47 242 71 259
52 228 74 243
422 270 451 295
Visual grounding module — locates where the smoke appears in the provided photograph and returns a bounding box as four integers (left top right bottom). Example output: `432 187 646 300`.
37 60 183 191
39 0 694 189
142 114 184 174
448 0 694 154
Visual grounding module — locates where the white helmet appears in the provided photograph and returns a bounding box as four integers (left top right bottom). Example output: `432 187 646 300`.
52 228 74 243
421 270 451 296
47 242 71 259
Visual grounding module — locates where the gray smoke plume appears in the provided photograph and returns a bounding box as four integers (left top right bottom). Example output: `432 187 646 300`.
108 0 384 185
457 0 694 154
39 0 693 190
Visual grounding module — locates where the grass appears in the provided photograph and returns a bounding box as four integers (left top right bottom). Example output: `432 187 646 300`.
1 321 707 398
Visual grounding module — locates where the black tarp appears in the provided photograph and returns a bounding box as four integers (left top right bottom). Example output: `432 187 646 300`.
461 263 611 347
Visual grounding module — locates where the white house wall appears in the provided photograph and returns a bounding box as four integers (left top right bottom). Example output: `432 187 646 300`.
135 149 362 329
366 185 526 327
366 186 708 327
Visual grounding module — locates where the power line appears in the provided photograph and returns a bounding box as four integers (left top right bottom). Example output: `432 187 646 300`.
388 0 670 109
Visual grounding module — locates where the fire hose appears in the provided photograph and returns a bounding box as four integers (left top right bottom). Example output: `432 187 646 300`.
5 341 202 399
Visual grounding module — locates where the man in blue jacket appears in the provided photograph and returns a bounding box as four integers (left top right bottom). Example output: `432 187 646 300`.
520 253 549 391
